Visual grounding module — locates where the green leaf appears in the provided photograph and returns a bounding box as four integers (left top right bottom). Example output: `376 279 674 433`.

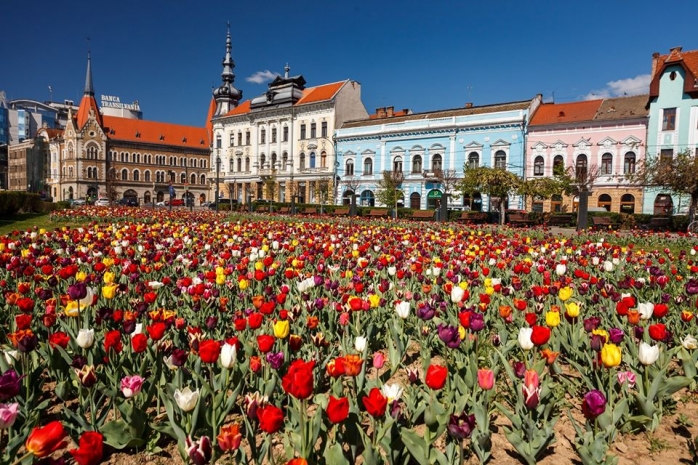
100 419 147 449
400 428 428 464
324 442 350 465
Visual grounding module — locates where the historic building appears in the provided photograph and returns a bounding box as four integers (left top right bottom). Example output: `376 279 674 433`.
643 47 698 215
334 97 541 211
208 29 368 205
43 53 210 204
526 95 648 214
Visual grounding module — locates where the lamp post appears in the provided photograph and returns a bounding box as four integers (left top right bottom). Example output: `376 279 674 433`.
215 149 221 211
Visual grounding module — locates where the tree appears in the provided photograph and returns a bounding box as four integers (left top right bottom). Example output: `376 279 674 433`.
261 171 277 201
435 168 460 204
630 149 698 222
457 165 522 225
375 170 404 215
314 177 332 210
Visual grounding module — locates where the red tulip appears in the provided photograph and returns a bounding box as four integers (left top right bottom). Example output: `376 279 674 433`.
425 364 448 390
282 359 315 399
257 404 284 433
257 335 275 353
69 431 103 465
146 322 167 341
653 303 668 319
326 396 349 424
103 330 123 354
198 339 221 364
25 421 68 457
131 333 148 353
48 331 70 349
16 297 35 313
15 314 32 330
362 387 388 418
530 326 551 346
648 323 667 342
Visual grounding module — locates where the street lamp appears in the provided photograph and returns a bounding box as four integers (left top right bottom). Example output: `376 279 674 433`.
215 149 221 211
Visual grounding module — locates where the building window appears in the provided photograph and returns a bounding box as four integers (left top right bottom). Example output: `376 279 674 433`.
576 154 588 181
624 152 636 174
245 157 250 171
299 153 306 170
601 153 612 175
238 132 242 146
272 128 277 143
230 133 234 146
310 152 316 168
133 170 140 181
191 173 196 185
180 173 186 183
283 126 288 142
534 156 544 176
553 155 564 175
346 160 354 176
321 121 327 138
260 129 266 144
532 196 544 212
321 151 327 168
432 154 442 171
310 123 316 139
393 156 403 173
200 174 206 185
145 171 151 182
282 152 288 171
660 149 673 164
411 155 422 173
229 158 234 173
360 190 375 207
271 153 277 170
662 108 676 131
620 193 635 214
237 158 242 171
551 194 563 213
260 154 266 169
245 131 250 145
494 150 506 169
300 124 306 140
468 152 479 169
121 169 128 181
364 158 373 175
216 135 222 149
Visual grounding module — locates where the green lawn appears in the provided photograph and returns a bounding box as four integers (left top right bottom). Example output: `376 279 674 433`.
0 212 84 237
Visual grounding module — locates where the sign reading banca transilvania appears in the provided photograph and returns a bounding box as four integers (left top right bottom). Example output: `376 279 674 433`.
100 95 141 111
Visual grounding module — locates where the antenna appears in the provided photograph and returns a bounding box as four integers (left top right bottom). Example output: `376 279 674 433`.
467 86 472 101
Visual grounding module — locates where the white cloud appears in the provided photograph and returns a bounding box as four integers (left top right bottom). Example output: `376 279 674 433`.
246 70 280 84
584 74 651 100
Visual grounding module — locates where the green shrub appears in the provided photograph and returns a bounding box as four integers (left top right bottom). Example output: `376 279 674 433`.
0 192 42 215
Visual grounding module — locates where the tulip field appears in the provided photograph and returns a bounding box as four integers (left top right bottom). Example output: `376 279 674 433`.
2 207 698 465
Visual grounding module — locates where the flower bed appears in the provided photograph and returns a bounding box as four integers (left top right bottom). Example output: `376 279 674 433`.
1 209 698 464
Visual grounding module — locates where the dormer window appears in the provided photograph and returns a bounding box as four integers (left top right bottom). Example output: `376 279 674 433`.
135 132 141 138
182 137 187 143
159 135 165 141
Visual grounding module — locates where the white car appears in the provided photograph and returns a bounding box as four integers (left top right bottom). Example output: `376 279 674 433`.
155 201 166 207
95 199 110 207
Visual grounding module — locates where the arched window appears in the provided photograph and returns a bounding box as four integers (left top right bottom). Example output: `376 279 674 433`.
601 153 613 175
200 174 206 185
432 154 442 171
87 146 98 159
494 150 506 169
237 157 242 172
282 152 289 171
360 190 375 207
144 171 151 182
229 158 234 173
410 192 421 209
598 193 612 211
624 152 636 174
393 156 403 173
310 152 316 168
364 158 373 175
553 155 564 175
576 154 588 181
245 157 250 171
620 193 635 214
468 152 479 169
121 169 128 181
346 160 354 176
271 153 277 170
299 153 306 170
534 156 544 176
133 170 140 181
260 154 266 169
180 173 186 184
412 155 422 173
321 151 327 168
551 194 563 213
191 173 197 185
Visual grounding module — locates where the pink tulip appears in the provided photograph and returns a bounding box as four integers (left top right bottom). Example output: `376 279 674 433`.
477 368 494 390
120 375 145 398
522 370 540 409
617 371 636 389
373 352 386 369
0 402 19 429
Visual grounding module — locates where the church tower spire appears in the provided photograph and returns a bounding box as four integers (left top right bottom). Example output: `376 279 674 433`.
213 23 242 116
84 51 94 96
76 51 102 129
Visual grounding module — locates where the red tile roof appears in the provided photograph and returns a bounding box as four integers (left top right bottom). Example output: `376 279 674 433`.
369 109 411 119
205 97 216 142
221 81 346 117
649 47 698 97
102 116 209 149
529 100 602 126
76 94 102 130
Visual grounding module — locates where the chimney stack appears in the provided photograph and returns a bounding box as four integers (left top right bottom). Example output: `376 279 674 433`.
386 106 394 117
651 52 661 77
375 107 387 118
465 102 473 108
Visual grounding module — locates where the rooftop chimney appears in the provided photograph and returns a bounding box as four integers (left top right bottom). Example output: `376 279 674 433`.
386 106 394 117
651 52 661 77
375 107 387 118
465 102 473 108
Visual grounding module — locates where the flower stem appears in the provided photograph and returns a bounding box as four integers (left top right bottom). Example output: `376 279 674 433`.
10 451 32 465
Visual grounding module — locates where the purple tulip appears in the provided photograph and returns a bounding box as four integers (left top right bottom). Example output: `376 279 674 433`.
416 305 435 321
447 412 476 439
170 348 189 367
266 352 284 370
469 313 485 332
67 282 87 300
608 328 624 344
685 278 698 295
582 390 607 420
513 361 526 379
437 324 461 349
0 369 23 401
186 435 212 465
583 317 601 332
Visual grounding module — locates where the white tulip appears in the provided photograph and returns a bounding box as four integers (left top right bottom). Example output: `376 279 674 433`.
381 383 403 403
638 342 659 366
451 286 465 303
163 355 178 370
131 323 143 336
114 246 123 255
355 336 368 352
76 329 94 349
612 258 620 265
682 335 697 350
387 266 396 276
148 281 164 289
174 387 199 412
272 240 279 250
637 302 654 320
79 288 95 307
395 301 410 319
3 350 19 366
592 257 600 266
555 264 566 276
518 327 534 351
603 261 614 272
491 278 501 286
220 343 237 368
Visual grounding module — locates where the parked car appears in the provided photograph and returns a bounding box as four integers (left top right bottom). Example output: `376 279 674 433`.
70 198 87 207
95 198 110 207
118 197 139 207
165 199 185 206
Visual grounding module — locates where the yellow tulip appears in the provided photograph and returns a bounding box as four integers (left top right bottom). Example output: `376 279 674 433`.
216 274 225 285
458 282 468 290
102 284 118 300
558 287 573 301
565 302 580 318
485 286 495 295
545 311 560 327
103 271 115 284
273 320 290 339
238 279 249 290
600 343 621 368
458 325 467 341
75 271 87 282
64 301 80 317
369 294 381 308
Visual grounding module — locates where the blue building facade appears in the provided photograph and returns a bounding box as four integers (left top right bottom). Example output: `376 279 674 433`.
334 97 541 211
643 47 698 215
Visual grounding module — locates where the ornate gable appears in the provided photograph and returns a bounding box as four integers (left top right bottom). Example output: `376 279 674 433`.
531 141 548 151
596 137 617 148
620 135 642 147
465 141 483 149
572 138 592 149
491 139 510 147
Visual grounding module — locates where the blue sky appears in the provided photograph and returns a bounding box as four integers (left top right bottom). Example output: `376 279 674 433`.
4 0 698 127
